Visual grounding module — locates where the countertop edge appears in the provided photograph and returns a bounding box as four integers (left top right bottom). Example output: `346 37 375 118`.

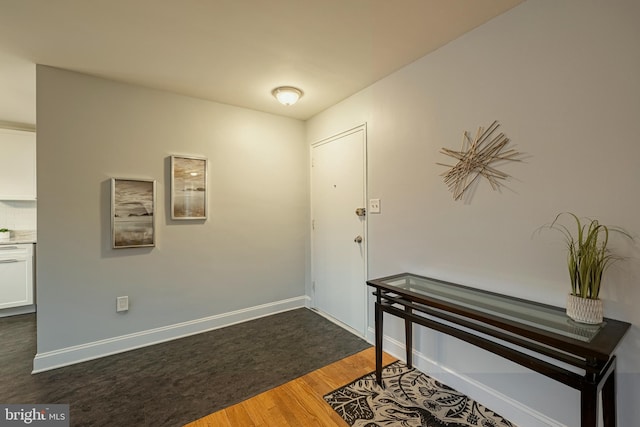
0 230 37 245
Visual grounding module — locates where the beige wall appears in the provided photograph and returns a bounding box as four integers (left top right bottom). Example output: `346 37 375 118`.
36 66 307 358
308 1 640 426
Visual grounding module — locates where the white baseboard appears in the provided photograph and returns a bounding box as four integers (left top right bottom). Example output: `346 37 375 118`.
32 296 308 373
366 327 565 427
0 304 36 318
308 307 366 339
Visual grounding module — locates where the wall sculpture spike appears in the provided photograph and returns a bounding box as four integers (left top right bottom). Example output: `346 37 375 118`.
437 121 522 201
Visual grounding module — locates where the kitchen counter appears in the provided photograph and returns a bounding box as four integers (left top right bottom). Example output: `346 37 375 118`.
0 230 36 245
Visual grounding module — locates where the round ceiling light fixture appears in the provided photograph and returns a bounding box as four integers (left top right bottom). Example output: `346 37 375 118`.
272 86 303 106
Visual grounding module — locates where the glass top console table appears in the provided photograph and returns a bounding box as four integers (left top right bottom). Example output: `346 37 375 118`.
367 273 631 427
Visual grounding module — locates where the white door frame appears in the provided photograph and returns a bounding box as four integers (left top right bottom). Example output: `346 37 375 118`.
310 123 368 337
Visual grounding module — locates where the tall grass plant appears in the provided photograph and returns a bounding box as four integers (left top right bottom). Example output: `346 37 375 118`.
544 212 632 300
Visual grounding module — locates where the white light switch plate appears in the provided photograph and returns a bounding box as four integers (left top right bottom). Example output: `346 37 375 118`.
369 199 381 214
116 296 129 312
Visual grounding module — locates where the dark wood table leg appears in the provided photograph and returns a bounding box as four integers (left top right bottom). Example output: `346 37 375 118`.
602 357 617 427
581 382 598 427
405 306 413 368
375 300 383 386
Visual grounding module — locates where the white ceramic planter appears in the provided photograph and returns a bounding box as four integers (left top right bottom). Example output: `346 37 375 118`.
566 294 603 324
0 231 10 242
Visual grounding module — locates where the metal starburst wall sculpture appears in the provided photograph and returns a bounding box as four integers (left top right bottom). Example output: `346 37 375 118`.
437 121 522 201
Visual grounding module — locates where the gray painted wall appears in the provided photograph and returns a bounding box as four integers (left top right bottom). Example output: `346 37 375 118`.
33 0 640 424
308 1 640 426
36 66 307 352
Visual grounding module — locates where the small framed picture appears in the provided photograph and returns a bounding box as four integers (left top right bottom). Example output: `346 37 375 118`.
111 178 156 248
170 155 207 220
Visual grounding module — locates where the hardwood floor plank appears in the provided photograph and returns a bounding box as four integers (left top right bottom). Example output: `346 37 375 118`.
186 409 230 427
252 391 291 426
239 398 269 426
286 378 346 425
225 404 255 426
184 347 396 427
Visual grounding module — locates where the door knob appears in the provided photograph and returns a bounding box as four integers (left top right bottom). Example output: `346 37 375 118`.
354 235 363 243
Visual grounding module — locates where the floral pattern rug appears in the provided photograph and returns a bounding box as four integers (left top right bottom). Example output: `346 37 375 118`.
324 360 517 427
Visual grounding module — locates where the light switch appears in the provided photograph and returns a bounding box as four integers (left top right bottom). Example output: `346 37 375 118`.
369 199 381 214
116 296 129 312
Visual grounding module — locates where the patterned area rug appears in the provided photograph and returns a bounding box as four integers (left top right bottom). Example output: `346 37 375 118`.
324 360 517 427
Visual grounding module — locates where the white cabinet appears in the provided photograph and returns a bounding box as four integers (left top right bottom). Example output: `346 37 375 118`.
0 128 36 200
0 244 34 309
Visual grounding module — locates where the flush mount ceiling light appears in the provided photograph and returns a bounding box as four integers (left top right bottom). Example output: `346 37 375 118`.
272 86 303 106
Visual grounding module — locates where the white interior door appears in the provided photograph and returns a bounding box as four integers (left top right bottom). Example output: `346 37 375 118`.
311 126 366 335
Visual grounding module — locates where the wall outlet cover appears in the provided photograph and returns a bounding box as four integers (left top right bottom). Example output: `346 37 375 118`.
369 198 381 214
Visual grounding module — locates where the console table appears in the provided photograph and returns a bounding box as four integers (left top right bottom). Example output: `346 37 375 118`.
368 273 631 427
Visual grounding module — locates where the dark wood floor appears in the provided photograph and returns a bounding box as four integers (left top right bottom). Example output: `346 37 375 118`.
0 308 370 426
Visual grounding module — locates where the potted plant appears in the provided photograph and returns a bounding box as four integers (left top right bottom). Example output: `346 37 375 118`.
0 228 10 242
543 213 632 324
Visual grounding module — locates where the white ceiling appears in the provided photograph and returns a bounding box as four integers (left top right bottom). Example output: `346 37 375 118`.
0 0 523 126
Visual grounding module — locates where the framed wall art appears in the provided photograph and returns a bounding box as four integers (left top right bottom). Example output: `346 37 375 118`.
170 155 207 220
111 178 156 248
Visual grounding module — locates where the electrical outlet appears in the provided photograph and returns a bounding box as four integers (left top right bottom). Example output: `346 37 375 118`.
116 296 129 312
369 198 381 214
